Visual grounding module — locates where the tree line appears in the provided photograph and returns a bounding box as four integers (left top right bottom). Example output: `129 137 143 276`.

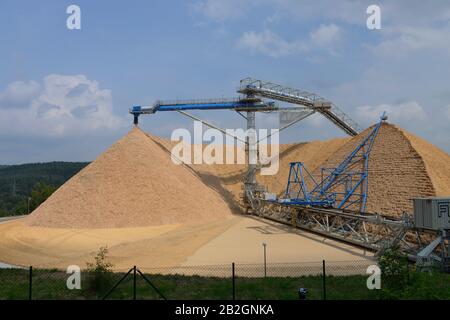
0 162 88 217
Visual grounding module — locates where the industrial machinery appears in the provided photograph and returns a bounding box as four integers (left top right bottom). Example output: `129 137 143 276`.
239 111 449 269
130 77 449 270
244 113 415 256
414 198 450 231
130 77 362 205
238 78 361 136
252 180 450 270
278 112 387 212
413 198 450 271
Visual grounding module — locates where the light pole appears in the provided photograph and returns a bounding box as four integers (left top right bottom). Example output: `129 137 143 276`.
262 242 267 278
27 197 31 214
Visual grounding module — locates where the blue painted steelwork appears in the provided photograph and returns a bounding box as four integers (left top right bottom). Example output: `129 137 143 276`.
282 162 335 206
155 102 258 111
129 98 274 124
279 112 387 212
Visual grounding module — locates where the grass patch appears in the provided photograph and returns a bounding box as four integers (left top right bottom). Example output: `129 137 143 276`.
0 268 449 300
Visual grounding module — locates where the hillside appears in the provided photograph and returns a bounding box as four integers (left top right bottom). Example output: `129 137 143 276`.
0 162 88 216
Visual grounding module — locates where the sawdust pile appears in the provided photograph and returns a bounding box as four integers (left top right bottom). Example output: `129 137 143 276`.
25 127 234 228
1 122 448 269
315 122 450 216
401 129 450 196
23 122 450 226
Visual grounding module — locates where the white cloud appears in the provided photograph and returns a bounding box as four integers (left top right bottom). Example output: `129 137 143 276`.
194 1 450 26
0 80 40 108
236 30 308 57
192 0 367 24
264 12 283 25
236 24 342 57
194 0 450 58
0 74 126 137
192 0 254 22
356 101 426 126
310 24 341 48
372 24 450 56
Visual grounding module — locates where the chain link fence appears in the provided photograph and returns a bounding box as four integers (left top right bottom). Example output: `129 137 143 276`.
0 267 29 299
0 259 449 300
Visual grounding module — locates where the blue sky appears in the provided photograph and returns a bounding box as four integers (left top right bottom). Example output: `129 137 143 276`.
1 0 450 164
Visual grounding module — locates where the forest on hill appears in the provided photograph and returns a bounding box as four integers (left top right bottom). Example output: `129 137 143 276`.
0 162 89 217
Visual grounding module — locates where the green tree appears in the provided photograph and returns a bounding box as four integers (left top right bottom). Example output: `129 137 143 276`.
86 246 115 296
13 182 57 215
29 182 57 212
0 161 88 216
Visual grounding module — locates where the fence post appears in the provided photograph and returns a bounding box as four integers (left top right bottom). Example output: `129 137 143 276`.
136 268 167 300
232 262 235 300
322 260 326 300
28 266 33 300
133 266 137 300
102 267 134 300
263 243 267 278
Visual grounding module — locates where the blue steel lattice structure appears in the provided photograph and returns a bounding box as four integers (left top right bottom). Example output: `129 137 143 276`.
129 77 364 208
280 112 387 213
129 97 274 125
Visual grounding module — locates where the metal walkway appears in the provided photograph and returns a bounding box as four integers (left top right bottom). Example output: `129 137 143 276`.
238 77 362 136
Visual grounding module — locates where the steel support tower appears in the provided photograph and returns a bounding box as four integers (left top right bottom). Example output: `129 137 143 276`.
130 77 362 209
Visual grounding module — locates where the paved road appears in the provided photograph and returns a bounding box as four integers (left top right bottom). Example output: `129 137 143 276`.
0 215 26 223
0 215 26 268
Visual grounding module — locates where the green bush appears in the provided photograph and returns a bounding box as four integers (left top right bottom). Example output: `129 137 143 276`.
378 246 409 297
85 246 114 296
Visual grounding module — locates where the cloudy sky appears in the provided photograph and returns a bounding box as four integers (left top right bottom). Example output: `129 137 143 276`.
1 0 449 164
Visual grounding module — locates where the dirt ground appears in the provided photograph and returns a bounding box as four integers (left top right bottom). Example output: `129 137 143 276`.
0 219 180 268
0 215 372 270
182 215 372 266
